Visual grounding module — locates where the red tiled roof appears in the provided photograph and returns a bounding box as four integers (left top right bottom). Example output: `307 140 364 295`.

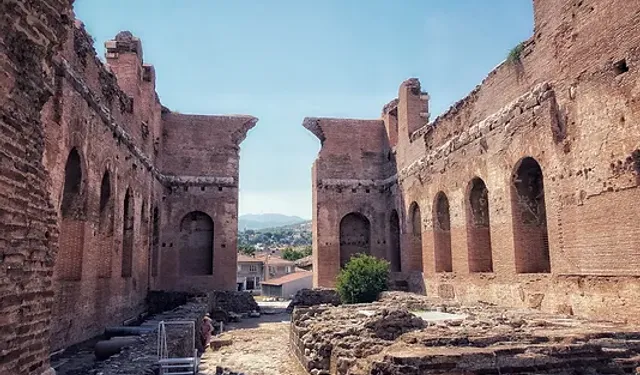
260 271 312 286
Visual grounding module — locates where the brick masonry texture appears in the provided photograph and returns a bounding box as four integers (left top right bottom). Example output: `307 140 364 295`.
0 3 255 374
305 0 640 323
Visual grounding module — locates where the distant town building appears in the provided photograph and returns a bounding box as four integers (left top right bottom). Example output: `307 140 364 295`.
236 253 297 294
237 254 264 293
261 271 313 299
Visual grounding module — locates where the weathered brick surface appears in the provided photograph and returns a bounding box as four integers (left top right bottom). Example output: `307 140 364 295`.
0 0 74 374
1 4 256 372
0 0 71 375
157 113 256 292
306 0 640 323
39 20 256 351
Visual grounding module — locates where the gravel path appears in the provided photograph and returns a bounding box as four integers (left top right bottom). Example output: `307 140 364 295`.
199 307 306 375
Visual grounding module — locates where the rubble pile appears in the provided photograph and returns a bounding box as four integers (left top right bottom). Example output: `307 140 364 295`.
286 288 341 313
145 290 200 315
92 301 207 375
209 291 260 314
290 298 428 375
290 292 640 375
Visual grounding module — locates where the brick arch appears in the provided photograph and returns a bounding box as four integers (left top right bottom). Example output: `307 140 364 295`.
151 206 160 277
466 177 493 272
61 148 85 218
98 170 114 234
433 192 453 272
408 202 424 272
121 188 134 278
57 148 87 281
511 157 550 273
140 198 149 247
389 209 401 272
179 211 214 276
339 212 370 267
97 170 114 278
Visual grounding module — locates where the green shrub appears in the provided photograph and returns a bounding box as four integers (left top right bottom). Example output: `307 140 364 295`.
336 254 390 304
507 42 525 64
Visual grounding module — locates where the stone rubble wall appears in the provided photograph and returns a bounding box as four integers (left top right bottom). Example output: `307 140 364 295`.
290 295 429 375
286 288 342 313
208 291 260 314
289 293 640 375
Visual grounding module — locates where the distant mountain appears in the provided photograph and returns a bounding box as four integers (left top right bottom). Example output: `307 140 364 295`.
238 213 308 231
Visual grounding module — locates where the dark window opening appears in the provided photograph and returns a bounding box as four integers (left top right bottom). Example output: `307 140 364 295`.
466 178 493 272
511 157 550 273
339 212 370 268
433 192 453 272
614 59 629 75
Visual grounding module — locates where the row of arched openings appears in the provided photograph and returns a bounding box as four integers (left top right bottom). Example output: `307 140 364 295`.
408 156 550 273
58 148 147 281
337 157 550 274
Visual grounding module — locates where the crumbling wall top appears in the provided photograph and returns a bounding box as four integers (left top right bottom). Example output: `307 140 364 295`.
105 30 143 60
382 98 399 115
400 77 422 95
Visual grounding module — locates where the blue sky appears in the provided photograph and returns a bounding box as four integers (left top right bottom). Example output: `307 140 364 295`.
74 0 534 220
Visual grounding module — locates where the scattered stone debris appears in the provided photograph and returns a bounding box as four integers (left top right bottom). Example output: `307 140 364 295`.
290 292 640 375
54 300 207 375
286 288 342 313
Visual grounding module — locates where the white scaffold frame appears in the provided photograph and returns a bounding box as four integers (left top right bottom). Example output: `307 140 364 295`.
157 320 199 375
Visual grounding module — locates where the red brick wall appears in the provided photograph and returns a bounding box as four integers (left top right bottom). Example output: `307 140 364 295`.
305 118 393 287
155 113 256 292
307 0 640 322
339 213 371 267
0 1 73 374
36 17 256 351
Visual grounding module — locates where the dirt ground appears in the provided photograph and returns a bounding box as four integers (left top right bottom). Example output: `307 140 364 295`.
199 303 306 375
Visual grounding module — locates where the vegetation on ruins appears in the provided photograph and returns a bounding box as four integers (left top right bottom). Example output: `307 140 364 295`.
507 42 525 64
336 254 389 304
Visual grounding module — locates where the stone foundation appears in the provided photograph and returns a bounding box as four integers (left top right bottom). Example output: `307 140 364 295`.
290 292 640 375
286 288 341 313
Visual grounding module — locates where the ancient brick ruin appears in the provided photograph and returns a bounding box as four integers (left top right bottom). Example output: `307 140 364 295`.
1 2 255 374
306 0 640 323
3 0 640 374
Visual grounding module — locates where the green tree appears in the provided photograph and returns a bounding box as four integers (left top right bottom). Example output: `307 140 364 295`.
281 247 303 261
299 245 312 257
336 254 389 304
238 244 256 256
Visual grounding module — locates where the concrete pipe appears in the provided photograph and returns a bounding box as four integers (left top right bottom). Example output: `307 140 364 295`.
94 336 140 360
